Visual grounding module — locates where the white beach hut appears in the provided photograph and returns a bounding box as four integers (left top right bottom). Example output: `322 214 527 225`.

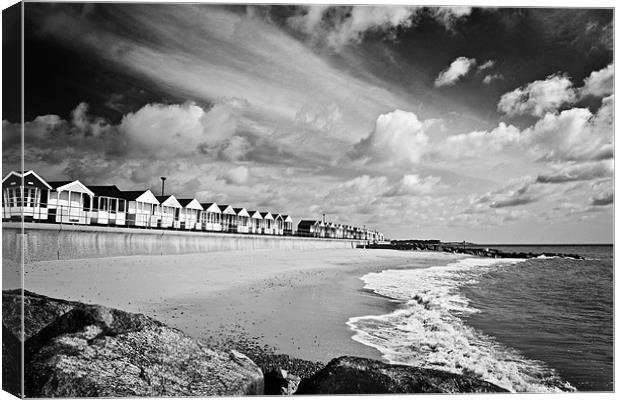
247 210 262 234
121 190 160 228
273 214 284 236
2 170 52 222
282 215 293 236
86 185 127 226
218 204 236 232
178 198 203 230
156 195 182 229
200 202 222 231
233 207 250 233
259 211 274 235
47 180 95 224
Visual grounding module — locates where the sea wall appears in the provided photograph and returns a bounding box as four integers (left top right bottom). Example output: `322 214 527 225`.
2 222 364 263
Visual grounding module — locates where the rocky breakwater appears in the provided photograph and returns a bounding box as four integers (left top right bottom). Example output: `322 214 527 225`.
2 289 263 397
296 356 508 394
3 290 509 396
366 240 585 260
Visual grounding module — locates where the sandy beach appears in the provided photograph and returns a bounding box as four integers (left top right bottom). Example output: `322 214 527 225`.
11 248 461 363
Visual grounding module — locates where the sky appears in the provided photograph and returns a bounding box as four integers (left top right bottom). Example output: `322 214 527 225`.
2 3 614 243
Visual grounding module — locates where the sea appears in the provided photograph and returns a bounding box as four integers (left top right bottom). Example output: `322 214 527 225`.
347 245 613 393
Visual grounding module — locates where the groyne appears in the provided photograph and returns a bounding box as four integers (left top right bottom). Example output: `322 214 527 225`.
2 222 364 263
360 240 584 259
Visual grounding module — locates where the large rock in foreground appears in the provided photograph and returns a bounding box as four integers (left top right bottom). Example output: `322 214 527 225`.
2 290 263 397
296 356 509 394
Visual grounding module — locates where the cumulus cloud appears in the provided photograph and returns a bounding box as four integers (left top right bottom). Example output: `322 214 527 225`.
386 174 441 196
352 109 433 166
478 60 495 71
287 6 471 50
222 165 249 185
439 122 523 159
590 180 613 206
483 73 503 84
498 73 576 117
525 95 613 162
580 63 614 98
536 160 613 183
434 57 477 87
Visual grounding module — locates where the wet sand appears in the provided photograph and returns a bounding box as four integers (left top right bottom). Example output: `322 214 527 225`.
13 248 460 363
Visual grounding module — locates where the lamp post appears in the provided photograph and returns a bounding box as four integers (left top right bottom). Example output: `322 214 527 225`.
160 177 166 196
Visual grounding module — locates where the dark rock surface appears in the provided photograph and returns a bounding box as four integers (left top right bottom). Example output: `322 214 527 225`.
3 290 264 397
296 356 509 394
264 368 301 395
2 323 22 397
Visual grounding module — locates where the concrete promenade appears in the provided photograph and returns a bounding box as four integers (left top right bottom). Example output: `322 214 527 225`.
2 222 364 262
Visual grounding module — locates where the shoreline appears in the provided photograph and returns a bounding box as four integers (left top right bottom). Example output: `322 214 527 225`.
14 248 462 365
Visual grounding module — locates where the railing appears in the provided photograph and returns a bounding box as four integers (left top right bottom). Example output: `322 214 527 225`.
2 200 380 240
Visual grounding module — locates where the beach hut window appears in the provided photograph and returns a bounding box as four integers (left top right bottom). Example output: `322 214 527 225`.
110 198 117 212
83 195 91 211
175 208 180 221
118 199 125 212
40 189 48 207
100 197 108 211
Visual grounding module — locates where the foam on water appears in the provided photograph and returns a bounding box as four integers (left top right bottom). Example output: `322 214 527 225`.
346 257 576 393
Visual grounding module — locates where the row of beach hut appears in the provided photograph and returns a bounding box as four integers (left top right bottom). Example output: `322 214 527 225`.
2 170 383 240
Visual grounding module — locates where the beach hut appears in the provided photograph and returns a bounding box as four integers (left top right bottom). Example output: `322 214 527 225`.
156 195 182 229
86 185 127 226
247 210 262 234
273 214 285 236
233 207 250 233
282 215 293 236
259 211 274 235
121 190 160 228
200 202 222 231
47 180 95 224
178 198 203 230
218 204 236 232
297 220 320 237
2 170 52 222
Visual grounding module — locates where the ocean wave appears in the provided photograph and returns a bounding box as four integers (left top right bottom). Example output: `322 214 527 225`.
346 257 575 393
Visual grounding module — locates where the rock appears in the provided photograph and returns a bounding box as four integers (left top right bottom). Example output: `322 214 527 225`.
2 290 264 397
295 356 509 394
264 368 301 395
2 323 22 397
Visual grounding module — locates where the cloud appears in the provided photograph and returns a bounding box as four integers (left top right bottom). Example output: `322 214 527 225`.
287 6 471 50
478 60 495 71
525 95 613 162
536 160 613 183
352 109 433 166
580 63 613 98
483 73 503 84
591 192 613 206
386 174 441 196
222 165 249 185
498 73 576 117
434 57 477 87
439 122 523 159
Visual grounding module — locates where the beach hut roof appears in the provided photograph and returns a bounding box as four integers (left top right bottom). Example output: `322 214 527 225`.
120 189 159 204
156 195 182 208
233 207 250 217
273 214 284 221
200 202 221 213
247 210 262 219
282 215 293 222
259 211 274 220
177 198 203 210
48 180 95 197
218 204 236 214
2 170 52 189
298 220 319 228
86 185 125 199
